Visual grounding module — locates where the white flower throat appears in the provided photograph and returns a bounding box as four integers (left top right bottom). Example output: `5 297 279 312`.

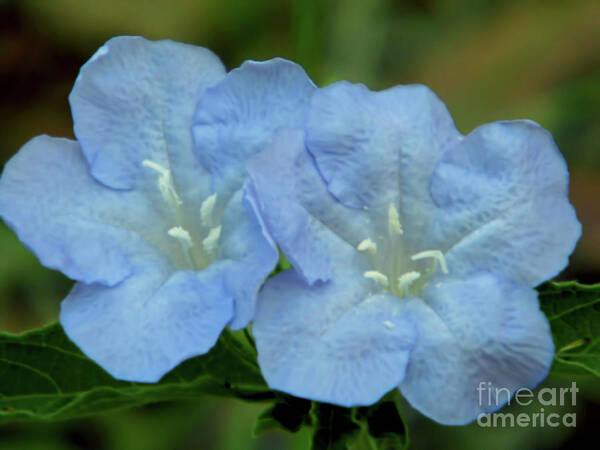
143 159 221 270
359 203 448 297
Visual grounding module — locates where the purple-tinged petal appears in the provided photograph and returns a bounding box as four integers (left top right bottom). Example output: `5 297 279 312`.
254 270 416 406
193 58 315 196
306 82 462 237
247 128 372 284
0 136 168 286
70 36 225 192
60 261 234 382
428 120 581 286
218 188 278 329
399 272 554 425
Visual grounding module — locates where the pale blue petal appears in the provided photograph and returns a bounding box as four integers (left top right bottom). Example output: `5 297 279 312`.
428 120 582 286
70 36 225 192
60 261 234 382
399 273 554 425
253 270 416 406
306 82 462 237
247 128 372 284
192 58 315 196
218 188 278 329
0 136 168 286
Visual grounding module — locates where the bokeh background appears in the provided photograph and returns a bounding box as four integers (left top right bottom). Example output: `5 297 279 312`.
0 0 598 448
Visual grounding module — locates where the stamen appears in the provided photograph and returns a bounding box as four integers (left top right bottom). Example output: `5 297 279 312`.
142 160 183 207
168 226 193 247
383 320 395 329
142 159 168 176
410 249 448 274
168 226 194 266
202 225 222 255
388 203 403 235
200 193 217 227
357 238 377 254
397 271 421 296
363 270 389 288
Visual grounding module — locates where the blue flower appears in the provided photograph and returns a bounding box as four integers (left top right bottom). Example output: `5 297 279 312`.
247 81 582 424
0 36 314 382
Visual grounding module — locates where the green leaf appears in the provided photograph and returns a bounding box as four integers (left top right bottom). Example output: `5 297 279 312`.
253 395 312 436
309 391 409 450
355 392 409 450
0 322 271 422
310 403 361 450
269 250 292 279
538 281 600 376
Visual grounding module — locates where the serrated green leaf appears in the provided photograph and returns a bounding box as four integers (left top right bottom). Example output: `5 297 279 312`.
0 322 272 422
538 281 600 376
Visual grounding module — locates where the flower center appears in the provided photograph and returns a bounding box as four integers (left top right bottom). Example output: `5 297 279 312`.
143 159 221 270
358 203 448 298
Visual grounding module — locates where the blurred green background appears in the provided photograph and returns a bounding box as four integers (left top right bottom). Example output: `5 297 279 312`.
0 0 598 448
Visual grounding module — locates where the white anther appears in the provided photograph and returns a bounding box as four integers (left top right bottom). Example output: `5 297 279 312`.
363 271 389 288
168 226 194 267
383 320 395 329
410 249 448 274
142 160 183 207
388 203 403 235
357 238 377 254
202 225 222 255
397 271 421 296
168 226 193 248
200 193 217 227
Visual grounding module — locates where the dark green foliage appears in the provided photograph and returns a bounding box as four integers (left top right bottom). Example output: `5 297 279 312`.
539 281 600 376
254 395 312 435
0 323 271 422
0 280 598 450
310 403 360 450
